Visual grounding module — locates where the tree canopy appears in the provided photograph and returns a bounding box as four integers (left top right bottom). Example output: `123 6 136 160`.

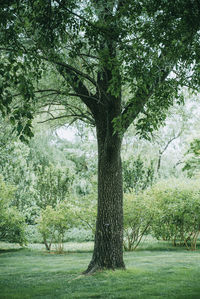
0 1 200 137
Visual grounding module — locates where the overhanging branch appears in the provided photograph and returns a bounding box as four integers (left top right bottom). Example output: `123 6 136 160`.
122 63 171 131
56 64 99 116
42 56 97 87
37 112 95 125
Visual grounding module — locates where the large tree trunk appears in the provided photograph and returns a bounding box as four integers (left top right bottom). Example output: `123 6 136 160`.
84 108 125 274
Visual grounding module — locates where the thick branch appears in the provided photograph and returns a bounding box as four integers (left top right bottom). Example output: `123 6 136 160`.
122 68 170 131
42 56 97 87
13 89 99 105
56 65 99 116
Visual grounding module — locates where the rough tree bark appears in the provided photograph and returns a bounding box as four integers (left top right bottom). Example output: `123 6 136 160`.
84 98 125 274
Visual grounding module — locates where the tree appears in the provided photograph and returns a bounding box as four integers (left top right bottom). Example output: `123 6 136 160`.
0 116 39 220
150 98 193 177
0 117 74 223
1 1 200 273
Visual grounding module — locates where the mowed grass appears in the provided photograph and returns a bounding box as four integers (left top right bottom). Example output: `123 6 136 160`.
0 241 200 299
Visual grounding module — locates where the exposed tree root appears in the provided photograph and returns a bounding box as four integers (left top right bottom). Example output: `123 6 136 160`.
82 260 126 275
82 263 100 275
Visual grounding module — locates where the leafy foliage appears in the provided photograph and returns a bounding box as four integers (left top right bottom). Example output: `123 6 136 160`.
0 176 26 245
150 179 200 250
35 164 71 209
0 118 74 223
123 193 152 251
183 139 200 177
123 178 200 251
123 156 154 193
0 1 200 136
37 201 74 252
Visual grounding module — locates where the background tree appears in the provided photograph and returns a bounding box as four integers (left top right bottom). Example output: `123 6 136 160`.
1 0 200 272
0 116 75 223
0 176 26 245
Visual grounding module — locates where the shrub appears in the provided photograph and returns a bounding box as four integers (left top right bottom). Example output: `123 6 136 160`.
0 176 26 245
150 179 200 250
37 202 74 252
0 207 27 245
123 193 152 251
72 193 97 237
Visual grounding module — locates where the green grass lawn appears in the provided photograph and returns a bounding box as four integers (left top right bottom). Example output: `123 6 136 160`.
0 241 200 299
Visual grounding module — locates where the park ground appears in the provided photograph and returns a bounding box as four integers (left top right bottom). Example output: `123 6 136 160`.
1 240 200 299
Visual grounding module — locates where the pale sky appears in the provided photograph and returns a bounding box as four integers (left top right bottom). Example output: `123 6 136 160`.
57 127 77 142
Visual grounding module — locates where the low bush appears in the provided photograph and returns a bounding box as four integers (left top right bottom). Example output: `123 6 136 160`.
149 179 200 250
0 176 26 245
37 202 74 252
123 193 152 251
123 179 200 251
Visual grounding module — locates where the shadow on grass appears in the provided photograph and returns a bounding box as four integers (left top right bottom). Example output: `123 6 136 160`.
135 247 187 252
125 240 200 253
0 247 47 257
0 248 25 254
124 239 200 253
44 249 93 255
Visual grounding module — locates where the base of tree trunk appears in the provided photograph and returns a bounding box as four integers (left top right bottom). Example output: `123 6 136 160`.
83 259 126 275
